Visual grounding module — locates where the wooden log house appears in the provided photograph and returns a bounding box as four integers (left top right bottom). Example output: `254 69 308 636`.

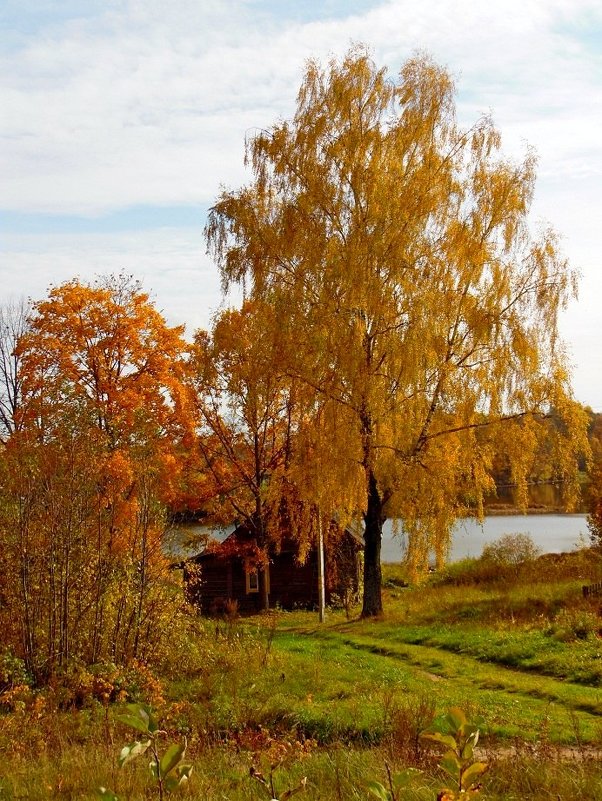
183 523 363 614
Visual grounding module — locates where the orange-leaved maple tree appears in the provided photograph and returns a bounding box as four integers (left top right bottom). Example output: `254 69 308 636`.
0 275 197 677
206 47 589 617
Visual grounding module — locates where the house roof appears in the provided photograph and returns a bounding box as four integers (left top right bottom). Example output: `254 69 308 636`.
190 521 363 563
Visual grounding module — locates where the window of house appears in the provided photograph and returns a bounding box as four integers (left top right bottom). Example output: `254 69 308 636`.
245 565 269 594
246 569 259 593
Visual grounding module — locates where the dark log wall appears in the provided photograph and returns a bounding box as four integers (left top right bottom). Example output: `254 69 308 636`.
185 532 361 615
269 551 319 609
188 551 320 614
188 556 261 614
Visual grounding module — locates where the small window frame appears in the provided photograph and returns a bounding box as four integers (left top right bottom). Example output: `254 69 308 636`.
246 568 259 594
245 564 269 594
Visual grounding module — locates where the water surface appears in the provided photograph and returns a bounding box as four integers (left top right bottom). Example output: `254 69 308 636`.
382 514 589 563
170 514 589 563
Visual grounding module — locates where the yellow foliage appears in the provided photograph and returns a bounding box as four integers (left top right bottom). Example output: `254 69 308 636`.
206 46 588 613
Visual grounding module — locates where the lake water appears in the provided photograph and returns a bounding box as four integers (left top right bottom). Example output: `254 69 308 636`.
382 514 589 563
169 513 590 564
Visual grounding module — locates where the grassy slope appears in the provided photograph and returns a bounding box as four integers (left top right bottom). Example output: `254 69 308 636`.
3 555 602 799
268 566 602 745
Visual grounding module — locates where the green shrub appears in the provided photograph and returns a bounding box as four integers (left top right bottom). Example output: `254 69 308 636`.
0 649 34 711
0 648 32 692
420 707 488 800
433 534 542 587
481 533 541 565
98 703 192 800
548 607 601 642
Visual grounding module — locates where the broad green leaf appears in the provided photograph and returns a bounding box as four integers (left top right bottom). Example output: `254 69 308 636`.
162 764 193 792
425 714 449 735
461 729 479 760
124 702 160 734
163 774 179 793
116 714 151 735
159 743 185 777
461 742 474 762
125 703 150 723
176 763 193 783
461 761 488 790
421 731 457 750
118 740 151 768
440 752 461 780
447 707 467 733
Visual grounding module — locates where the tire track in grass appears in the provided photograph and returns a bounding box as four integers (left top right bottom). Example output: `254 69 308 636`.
328 631 602 716
275 626 602 743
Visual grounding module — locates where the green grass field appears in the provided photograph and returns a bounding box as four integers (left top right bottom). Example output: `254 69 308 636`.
2 550 602 799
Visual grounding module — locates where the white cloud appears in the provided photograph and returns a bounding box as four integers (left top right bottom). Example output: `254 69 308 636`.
2 0 599 214
0 227 235 336
1 0 601 406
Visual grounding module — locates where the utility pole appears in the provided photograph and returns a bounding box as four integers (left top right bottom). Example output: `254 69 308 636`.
317 513 325 623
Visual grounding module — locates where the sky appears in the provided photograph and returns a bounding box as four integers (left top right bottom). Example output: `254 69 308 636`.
1 0 601 409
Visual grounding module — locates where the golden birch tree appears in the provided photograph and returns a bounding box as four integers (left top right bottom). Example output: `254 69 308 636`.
206 47 588 617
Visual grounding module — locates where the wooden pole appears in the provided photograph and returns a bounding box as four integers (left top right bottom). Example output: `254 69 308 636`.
318 514 325 623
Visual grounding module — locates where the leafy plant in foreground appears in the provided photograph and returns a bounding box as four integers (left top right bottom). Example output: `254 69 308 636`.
98 703 192 800
421 707 488 799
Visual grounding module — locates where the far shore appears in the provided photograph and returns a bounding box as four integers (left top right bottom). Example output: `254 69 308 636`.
482 505 586 516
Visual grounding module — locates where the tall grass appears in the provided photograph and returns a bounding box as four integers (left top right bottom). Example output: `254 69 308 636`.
3 545 602 799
